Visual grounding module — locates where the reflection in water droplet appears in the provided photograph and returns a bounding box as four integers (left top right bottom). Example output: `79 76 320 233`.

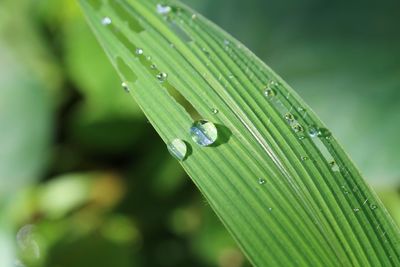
156 72 168 82
167 139 188 161
258 178 266 185
135 48 144 55
101 17 112 26
121 82 130 93
190 120 218 147
308 127 319 138
156 4 171 15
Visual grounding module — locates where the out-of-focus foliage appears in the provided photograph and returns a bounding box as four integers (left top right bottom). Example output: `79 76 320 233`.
0 0 398 266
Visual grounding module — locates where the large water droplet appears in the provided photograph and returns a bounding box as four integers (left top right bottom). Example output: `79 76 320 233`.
156 4 171 15
264 88 276 98
167 139 188 161
190 120 218 147
101 17 112 26
156 72 168 82
292 123 304 133
284 113 295 122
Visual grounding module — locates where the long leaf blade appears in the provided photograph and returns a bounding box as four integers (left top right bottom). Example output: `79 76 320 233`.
79 0 400 266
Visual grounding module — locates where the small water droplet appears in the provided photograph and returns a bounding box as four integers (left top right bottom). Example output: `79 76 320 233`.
353 208 360 213
298 136 305 140
308 127 320 138
341 186 349 194
292 123 304 133
370 204 378 210
135 48 144 55
258 178 266 185
156 4 171 15
211 108 219 114
224 40 230 46
150 64 157 70
156 72 168 82
301 156 308 161
191 14 197 20
121 82 130 92
190 120 218 147
268 207 273 211
167 139 188 161
101 17 112 26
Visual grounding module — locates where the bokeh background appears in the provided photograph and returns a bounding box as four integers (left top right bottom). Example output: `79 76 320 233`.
0 0 399 266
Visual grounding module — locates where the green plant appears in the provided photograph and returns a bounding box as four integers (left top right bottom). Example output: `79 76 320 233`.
79 0 400 266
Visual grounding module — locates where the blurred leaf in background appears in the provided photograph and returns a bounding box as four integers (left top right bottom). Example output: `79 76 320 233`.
0 0 399 266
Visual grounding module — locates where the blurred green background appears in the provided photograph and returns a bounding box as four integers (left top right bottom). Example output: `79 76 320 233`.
0 0 399 266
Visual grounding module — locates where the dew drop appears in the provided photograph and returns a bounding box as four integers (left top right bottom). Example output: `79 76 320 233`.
308 127 320 138
156 4 171 15
167 139 188 161
101 16 112 26
370 204 378 210
268 207 273 211
264 88 276 98
190 120 218 147
135 48 144 55
284 113 295 122
258 178 266 185
121 82 130 93
156 72 168 82
292 123 304 133
191 14 197 20
211 108 219 114
301 156 308 161
353 208 360 213
150 64 157 70
224 40 230 46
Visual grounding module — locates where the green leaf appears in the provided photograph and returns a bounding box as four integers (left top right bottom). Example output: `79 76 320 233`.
78 0 400 266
